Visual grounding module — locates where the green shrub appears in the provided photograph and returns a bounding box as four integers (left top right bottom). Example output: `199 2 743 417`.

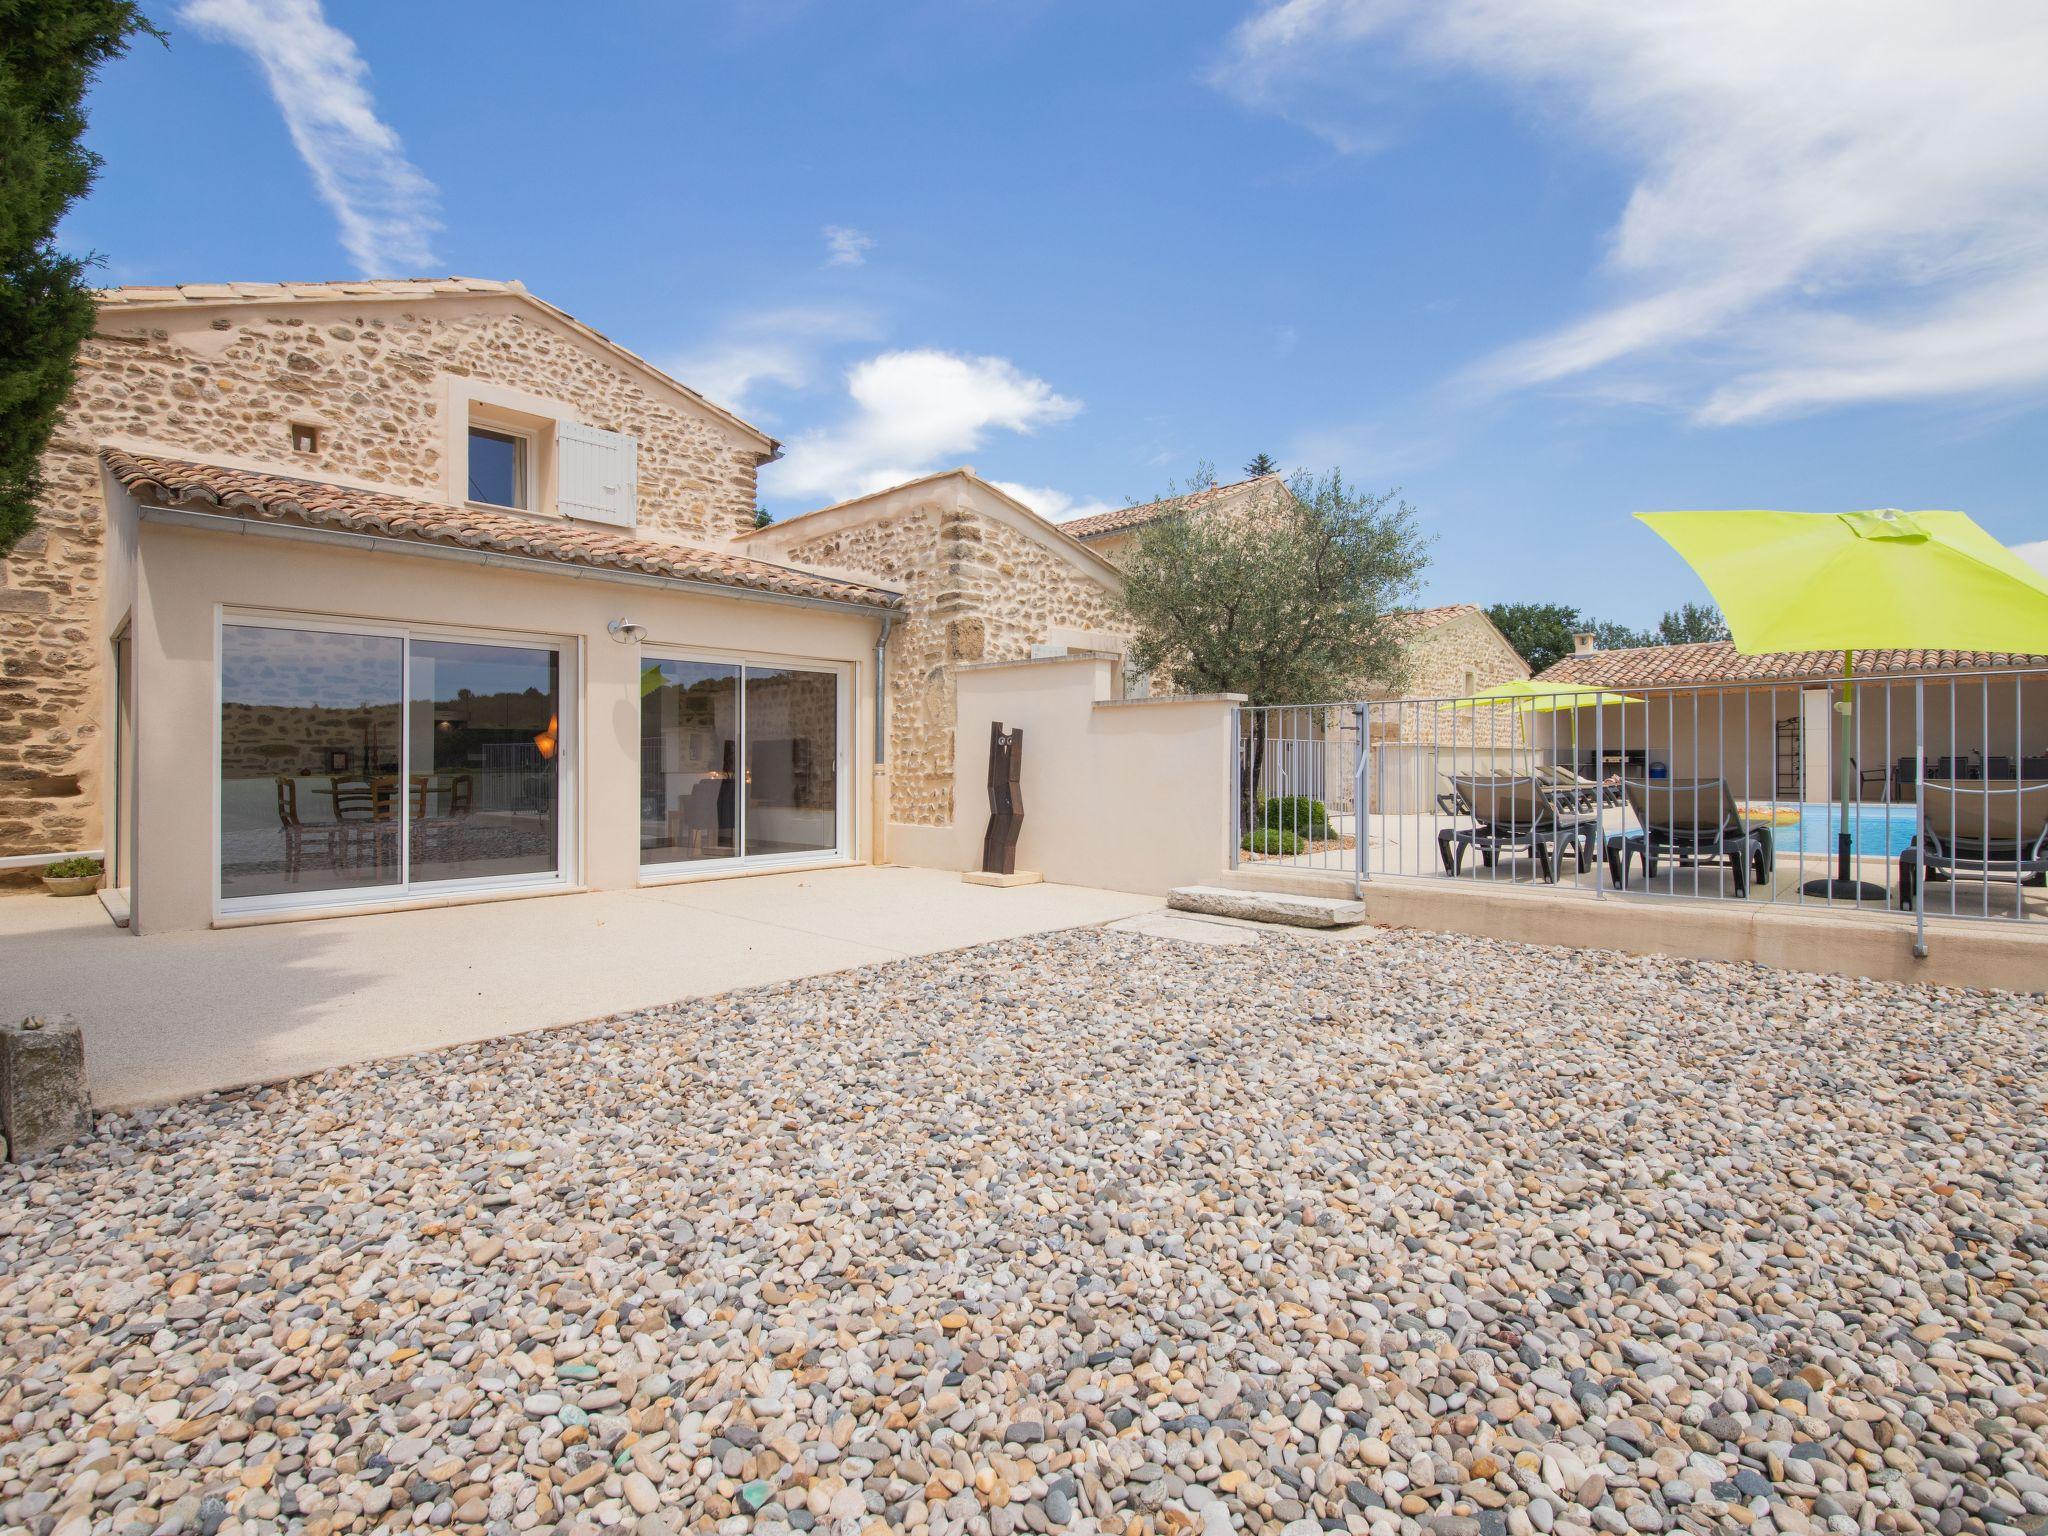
1258 795 1330 838
44 855 101 879
1240 827 1303 856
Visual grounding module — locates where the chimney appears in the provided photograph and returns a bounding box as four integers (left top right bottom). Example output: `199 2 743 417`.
1572 631 1598 655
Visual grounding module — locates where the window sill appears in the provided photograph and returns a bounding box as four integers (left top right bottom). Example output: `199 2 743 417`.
214 881 585 930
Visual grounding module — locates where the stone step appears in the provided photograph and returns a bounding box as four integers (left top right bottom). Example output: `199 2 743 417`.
1167 885 1367 929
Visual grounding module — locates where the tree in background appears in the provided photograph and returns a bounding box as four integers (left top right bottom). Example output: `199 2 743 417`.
1653 600 1731 645
1117 469 1431 829
1486 599 1730 671
0 0 157 554
1243 452 1278 479
752 506 774 528
1482 602 1583 674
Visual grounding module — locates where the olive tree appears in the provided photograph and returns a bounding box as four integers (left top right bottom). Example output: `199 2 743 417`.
1116 469 1430 831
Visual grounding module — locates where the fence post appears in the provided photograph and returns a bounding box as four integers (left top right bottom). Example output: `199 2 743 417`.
1913 682 1927 958
1353 701 1369 898
1230 705 1243 871
1593 694 1606 898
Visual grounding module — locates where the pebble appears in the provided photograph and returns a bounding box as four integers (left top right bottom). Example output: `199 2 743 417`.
0 928 2043 1536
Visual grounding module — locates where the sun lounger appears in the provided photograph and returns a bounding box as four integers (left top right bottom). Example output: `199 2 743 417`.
1539 763 1623 811
1435 774 1595 882
1606 778 1774 897
1898 779 2048 911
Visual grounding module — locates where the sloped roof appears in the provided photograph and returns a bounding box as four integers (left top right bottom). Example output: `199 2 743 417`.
1061 475 1286 541
1386 603 1482 636
104 449 903 611
93 278 777 452
741 467 1126 590
1539 640 2047 689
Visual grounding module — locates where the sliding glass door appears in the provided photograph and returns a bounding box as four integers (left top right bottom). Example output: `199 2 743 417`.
641 654 845 872
219 616 570 913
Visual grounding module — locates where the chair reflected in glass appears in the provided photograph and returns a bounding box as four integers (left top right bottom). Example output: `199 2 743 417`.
273 775 345 881
328 776 401 876
412 772 475 869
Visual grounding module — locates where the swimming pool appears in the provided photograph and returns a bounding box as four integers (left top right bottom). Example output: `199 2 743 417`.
1749 803 1920 858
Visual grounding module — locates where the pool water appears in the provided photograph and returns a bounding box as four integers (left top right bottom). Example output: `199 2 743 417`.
1750 803 1919 858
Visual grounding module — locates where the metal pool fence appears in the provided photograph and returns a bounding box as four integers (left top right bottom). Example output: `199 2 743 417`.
1229 668 2048 955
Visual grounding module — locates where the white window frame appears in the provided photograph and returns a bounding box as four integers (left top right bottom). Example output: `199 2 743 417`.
637 644 852 882
466 422 534 511
213 606 580 920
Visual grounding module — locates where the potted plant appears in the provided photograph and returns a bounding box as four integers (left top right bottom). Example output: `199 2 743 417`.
41 856 102 897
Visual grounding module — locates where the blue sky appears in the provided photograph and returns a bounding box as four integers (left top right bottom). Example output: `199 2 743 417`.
61 1 2048 623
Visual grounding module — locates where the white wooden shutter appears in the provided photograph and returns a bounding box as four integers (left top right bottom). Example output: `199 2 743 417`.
556 422 638 528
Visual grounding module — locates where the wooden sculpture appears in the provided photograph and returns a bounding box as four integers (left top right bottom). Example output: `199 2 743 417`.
981 722 1024 875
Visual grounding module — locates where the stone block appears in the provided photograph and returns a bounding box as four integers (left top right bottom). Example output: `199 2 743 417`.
1 1012 92 1162
963 869 1043 888
1168 885 1367 929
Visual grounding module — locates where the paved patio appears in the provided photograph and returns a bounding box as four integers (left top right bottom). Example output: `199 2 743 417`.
0 866 1158 1108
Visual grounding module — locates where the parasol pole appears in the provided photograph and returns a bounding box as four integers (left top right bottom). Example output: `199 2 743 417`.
1802 647 1884 899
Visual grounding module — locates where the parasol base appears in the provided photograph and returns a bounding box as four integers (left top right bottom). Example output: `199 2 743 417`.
1801 877 1887 902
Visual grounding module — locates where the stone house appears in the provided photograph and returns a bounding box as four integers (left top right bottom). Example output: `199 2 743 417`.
0 278 1171 930
0 280 1526 930
0 279 914 931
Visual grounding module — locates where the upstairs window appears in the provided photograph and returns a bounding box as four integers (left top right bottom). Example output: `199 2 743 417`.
468 425 529 509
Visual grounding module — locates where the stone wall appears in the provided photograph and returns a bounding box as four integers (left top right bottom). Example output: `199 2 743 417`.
0 292 771 866
1373 611 1532 747
777 497 1123 825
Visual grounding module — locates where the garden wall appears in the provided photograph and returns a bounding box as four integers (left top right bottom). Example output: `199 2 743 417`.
886 655 1240 896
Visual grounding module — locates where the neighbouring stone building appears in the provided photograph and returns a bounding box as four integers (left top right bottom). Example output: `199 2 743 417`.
1063 474 1530 739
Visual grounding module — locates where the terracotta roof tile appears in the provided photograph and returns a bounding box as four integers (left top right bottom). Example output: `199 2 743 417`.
1538 640 2048 689
103 450 903 611
1062 475 1287 541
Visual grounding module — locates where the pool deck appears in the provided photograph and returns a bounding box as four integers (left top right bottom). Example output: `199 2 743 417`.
1247 809 2048 919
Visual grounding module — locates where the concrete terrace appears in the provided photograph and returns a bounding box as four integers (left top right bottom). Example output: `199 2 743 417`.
0 866 1157 1108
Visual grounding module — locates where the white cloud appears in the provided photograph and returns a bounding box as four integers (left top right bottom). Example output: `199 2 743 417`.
2016 541 2048 579
823 225 876 267
666 305 880 414
1216 0 2048 423
990 482 1118 524
182 0 439 274
765 350 1081 505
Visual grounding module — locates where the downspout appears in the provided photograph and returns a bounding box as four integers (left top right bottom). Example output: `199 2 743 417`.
873 611 893 764
871 610 894 866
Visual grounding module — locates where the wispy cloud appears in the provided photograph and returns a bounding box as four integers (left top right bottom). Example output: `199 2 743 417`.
823 225 876 267
1215 0 2048 424
666 305 881 415
2017 540 2048 579
181 0 439 274
765 350 1081 505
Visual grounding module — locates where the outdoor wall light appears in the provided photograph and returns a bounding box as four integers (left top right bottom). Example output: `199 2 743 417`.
607 617 648 644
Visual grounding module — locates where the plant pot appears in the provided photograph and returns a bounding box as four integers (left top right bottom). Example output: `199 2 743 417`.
42 874 100 898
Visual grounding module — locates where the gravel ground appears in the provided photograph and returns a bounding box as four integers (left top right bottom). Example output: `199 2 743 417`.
3 927 2047 1536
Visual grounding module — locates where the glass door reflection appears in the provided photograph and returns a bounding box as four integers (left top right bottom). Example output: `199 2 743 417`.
743 666 840 858
408 639 561 884
220 624 405 902
641 660 740 865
